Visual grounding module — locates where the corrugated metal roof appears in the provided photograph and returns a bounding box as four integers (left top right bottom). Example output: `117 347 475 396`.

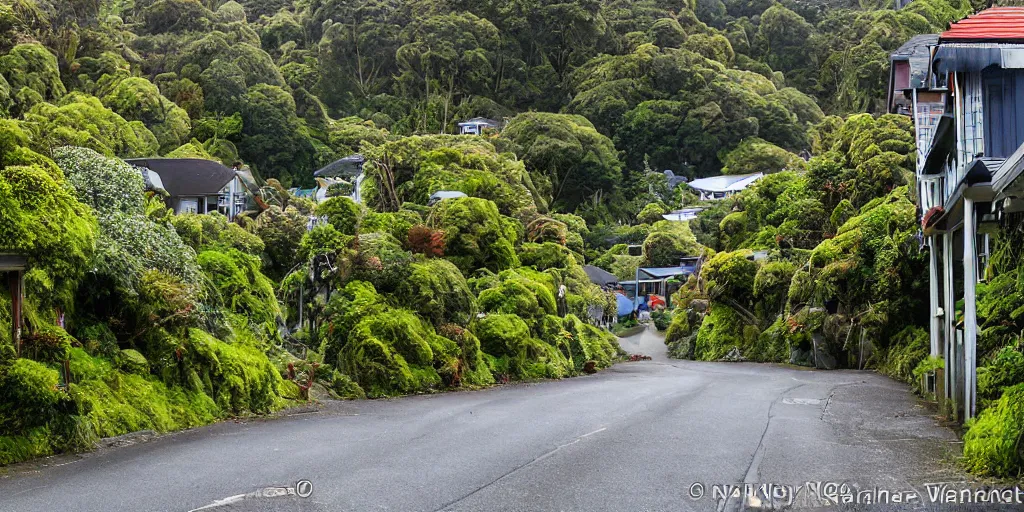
941 7 1024 42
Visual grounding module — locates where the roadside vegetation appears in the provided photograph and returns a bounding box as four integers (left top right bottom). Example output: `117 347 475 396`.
0 0 1020 479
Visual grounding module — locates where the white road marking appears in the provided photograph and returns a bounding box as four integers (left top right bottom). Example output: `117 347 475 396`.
189 494 246 511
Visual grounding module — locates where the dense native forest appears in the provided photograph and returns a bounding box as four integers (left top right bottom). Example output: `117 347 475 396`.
0 0 1021 477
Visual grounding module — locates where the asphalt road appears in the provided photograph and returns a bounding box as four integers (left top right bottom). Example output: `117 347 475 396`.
0 328 991 512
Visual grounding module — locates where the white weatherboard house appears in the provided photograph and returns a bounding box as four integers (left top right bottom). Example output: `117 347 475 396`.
686 173 763 200
890 7 1024 421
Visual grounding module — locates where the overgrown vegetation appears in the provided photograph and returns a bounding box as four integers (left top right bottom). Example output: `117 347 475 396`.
0 0 1012 480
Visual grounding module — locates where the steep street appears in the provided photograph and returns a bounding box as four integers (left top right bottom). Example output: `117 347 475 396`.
0 330 982 511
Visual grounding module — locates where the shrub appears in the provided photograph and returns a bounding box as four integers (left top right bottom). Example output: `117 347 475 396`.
665 309 696 359
397 259 476 326
116 349 150 375
428 197 520 273
478 277 556 320
0 359 74 437
651 310 673 331
876 326 928 384
437 324 494 387
473 314 571 380
0 162 97 311
962 383 1024 477
328 370 366 399
407 224 445 257
519 242 579 270
187 329 281 414
637 203 668 225
316 196 361 236
694 304 754 361
701 250 757 303
337 335 414 396
978 347 1024 404
197 249 280 331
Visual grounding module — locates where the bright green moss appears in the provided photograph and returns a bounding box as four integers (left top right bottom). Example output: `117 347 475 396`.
472 314 571 380
397 259 477 326
328 370 367 399
701 250 757 302
665 308 698 360
197 249 280 330
0 43 66 106
963 383 1024 477
0 427 53 465
187 329 282 414
316 196 362 236
101 77 191 152
694 304 754 361
337 331 416 397
361 209 421 242
117 349 150 375
428 197 520 274
561 314 618 371
518 242 579 270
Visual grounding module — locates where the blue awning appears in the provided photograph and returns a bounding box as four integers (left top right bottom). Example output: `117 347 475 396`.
615 293 634 317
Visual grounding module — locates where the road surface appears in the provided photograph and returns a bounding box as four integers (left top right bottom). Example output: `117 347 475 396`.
0 328 986 511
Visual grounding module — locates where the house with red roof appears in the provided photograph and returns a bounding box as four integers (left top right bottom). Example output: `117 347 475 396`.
888 7 1024 423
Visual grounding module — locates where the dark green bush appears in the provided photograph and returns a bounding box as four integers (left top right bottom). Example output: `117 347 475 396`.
651 310 673 331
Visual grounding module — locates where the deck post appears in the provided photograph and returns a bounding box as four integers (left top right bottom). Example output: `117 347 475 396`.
928 235 940 358
963 198 978 420
943 230 955 413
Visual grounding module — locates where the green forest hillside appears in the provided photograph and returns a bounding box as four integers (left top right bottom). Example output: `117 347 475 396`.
3 0 1022 479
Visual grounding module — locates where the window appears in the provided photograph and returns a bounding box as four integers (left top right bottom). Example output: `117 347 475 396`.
983 68 1024 158
180 198 199 214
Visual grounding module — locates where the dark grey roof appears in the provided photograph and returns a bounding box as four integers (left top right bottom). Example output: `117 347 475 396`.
125 158 235 197
891 34 939 60
663 170 688 188
583 265 619 287
314 154 365 177
966 157 1004 185
891 34 939 90
994 142 1024 196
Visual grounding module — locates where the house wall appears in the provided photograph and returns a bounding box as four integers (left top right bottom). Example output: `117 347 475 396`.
982 69 1024 158
166 177 245 217
895 61 911 91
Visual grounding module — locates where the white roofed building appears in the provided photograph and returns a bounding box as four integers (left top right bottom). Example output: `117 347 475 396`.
685 173 764 200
